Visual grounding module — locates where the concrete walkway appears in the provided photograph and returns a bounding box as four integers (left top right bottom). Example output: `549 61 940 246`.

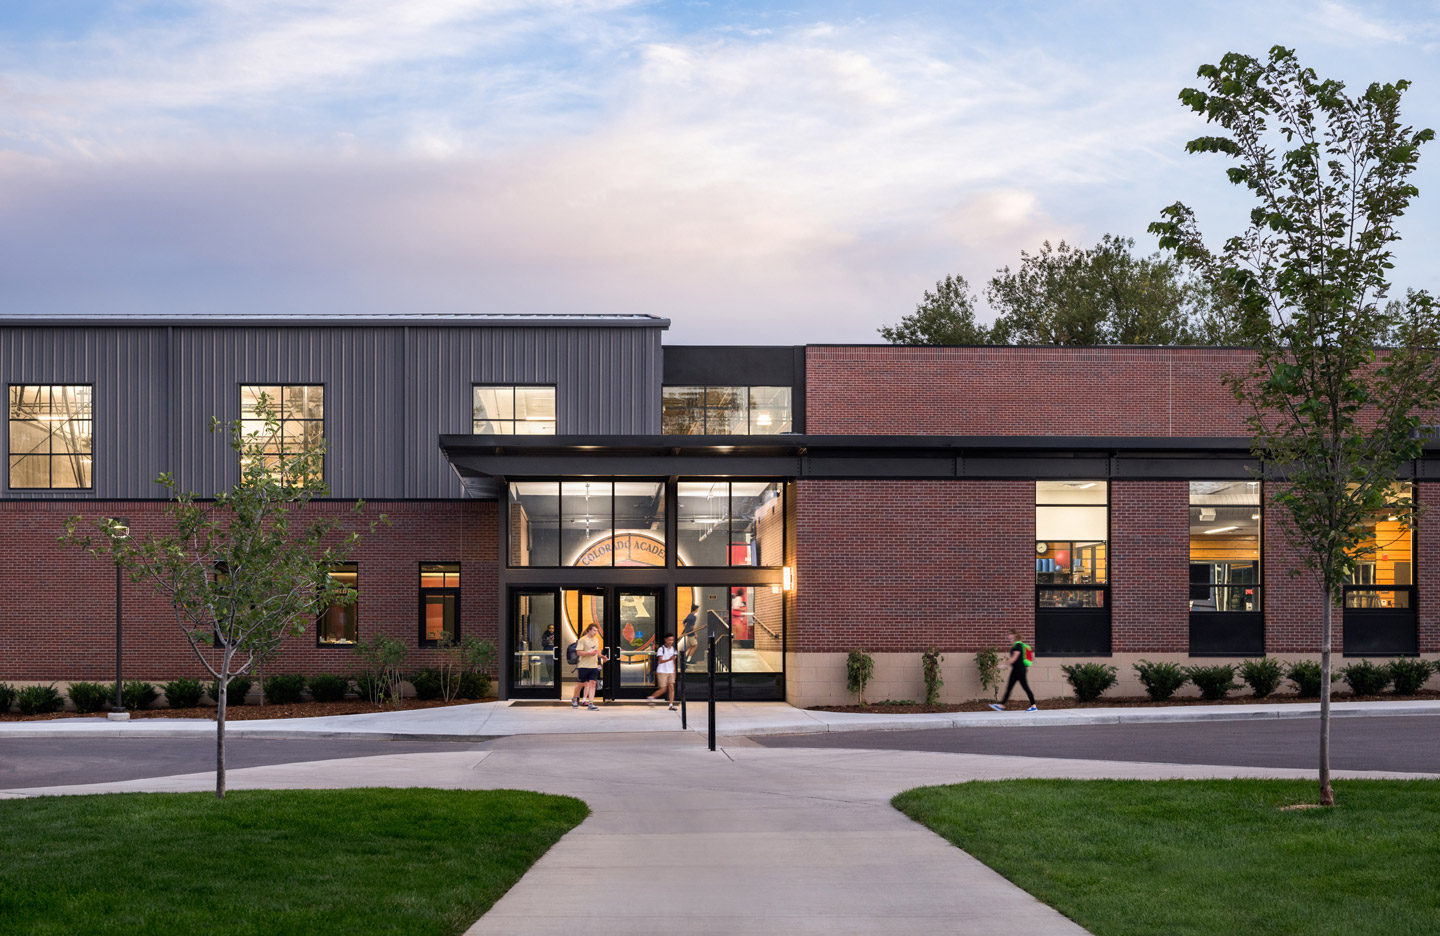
2 697 1439 742
1 732 1427 934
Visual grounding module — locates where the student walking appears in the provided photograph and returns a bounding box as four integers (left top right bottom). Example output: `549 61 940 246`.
572 623 607 710
647 634 679 710
989 629 1038 712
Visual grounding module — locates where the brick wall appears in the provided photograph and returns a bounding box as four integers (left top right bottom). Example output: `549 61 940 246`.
1110 481 1188 653
1261 485 1339 654
794 480 1033 653
805 345 1255 436
1422 482 1440 655
0 499 497 681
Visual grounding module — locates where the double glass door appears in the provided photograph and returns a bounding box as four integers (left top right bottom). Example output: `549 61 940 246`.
509 587 665 700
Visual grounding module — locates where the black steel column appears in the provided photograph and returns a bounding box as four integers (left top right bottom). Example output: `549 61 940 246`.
707 632 716 752
112 560 124 714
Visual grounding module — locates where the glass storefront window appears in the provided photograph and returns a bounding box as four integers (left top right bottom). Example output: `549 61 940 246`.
8 384 93 489
731 481 784 566
1344 481 1414 608
704 387 748 434
1189 480 1261 612
562 481 614 567
678 481 730 567
473 385 556 435
1036 481 1107 608
749 387 792 434
509 482 561 567
613 481 666 567
678 585 784 675
661 386 706 434
318 563 358 645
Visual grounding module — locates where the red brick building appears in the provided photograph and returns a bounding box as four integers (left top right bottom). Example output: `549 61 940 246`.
2 318 1435 704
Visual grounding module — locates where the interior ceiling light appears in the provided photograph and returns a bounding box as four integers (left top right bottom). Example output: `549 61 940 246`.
1064 481 1098 489
1251 513 1261 520
1204 526 1240 534
1199 507 1216 521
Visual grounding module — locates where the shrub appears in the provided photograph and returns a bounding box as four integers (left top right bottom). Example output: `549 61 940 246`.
161 678 204 710
116 681 159 711
1132 660 1189 702
1387 658 1434 696
1285 660 1328 697
1239 658 1284 698
262 673 307 705
921 647 944 705
1185 664 1239 701
409 668 443 701
209 677 253 707
974 647 1002 699
67 681 112 714
846 649 876 706
16 684 65 716
1061 663 1118 703
457 670 490 700
1340 660 1392 696
352 635 407 706
0 682 16 712
307 673 350 703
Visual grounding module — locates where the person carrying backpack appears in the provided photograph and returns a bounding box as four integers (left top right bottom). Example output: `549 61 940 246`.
989 628 1038 712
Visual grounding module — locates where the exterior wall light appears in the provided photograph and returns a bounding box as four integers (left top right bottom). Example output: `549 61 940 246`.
783 566 794 592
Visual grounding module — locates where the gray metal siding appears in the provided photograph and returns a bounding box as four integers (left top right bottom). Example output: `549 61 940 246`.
0 323 664 500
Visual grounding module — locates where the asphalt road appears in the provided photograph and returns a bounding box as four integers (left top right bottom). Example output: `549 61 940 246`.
754 715 1440 774
0 737 490 790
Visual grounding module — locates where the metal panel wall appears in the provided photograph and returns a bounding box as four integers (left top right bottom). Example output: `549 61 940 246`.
0 323 664 501
0 327 170 499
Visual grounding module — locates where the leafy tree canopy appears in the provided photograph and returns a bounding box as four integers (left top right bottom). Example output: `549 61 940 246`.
878 274 992 345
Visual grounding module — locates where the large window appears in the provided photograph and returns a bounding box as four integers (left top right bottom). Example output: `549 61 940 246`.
420 563 461 644
241 385 324 476
473 385 556 435
662 386 792 435
677 584 785 675
1189 481 1261 612
1345 482 1414 610
8 385 93 489
677 481 784 567
318 563 358 646
1035 481 1107 608
508 481 666 567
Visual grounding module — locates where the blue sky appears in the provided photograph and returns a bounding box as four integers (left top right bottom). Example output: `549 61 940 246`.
1 1 1438 342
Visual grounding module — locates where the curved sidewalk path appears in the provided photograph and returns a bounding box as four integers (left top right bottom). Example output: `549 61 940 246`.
1 732 1426 935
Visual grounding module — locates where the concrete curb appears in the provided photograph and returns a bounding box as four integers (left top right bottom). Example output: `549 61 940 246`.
1 700 1436 741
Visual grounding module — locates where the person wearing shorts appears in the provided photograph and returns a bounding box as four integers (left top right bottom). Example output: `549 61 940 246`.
647 634 679 710
574 623 606 711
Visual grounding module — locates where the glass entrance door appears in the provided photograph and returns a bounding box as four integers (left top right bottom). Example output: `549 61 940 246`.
510 590 560 696
608 589 662 700
508 586 668 700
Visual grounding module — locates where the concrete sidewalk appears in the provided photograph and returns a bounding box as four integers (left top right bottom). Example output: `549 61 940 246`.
2 697 1438 742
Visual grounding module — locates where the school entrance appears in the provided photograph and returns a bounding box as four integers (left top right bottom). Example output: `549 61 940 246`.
508 586 669 701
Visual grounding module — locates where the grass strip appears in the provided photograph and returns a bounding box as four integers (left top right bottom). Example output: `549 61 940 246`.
1 788 587 936
894 779 1440 936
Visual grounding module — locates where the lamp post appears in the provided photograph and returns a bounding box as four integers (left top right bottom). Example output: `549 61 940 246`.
107 518 130 721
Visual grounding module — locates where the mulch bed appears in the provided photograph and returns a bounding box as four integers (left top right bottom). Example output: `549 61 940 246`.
811 690 1440 715
0 697 497 723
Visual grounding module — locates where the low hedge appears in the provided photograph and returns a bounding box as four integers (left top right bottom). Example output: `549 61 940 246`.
262 673 307 705
1061 663 1117 703
17 684 65 716
67 681 112 714
307 673 350 703
162 678 205 710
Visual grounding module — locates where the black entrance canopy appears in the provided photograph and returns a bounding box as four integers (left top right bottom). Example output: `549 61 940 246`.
438 434 1265 497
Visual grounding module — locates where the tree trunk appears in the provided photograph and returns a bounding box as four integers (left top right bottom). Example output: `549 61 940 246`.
1319 591 1334 807
216 673 228 800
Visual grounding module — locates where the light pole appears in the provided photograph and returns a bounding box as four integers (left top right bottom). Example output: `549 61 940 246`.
107 518 130 721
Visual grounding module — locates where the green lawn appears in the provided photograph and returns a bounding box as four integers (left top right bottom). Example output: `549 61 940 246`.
893 779 1440 936
0 788 587 936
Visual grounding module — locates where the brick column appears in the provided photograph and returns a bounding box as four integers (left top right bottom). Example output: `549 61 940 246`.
1419 481 1439 654
1110 480 1188 653
1263 485 1336 654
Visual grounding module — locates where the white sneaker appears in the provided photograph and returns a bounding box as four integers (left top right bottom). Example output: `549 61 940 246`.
571 699 579 708
1026 705 1038 712
988 703 1004 712
668 705 677 711
587 704 599 711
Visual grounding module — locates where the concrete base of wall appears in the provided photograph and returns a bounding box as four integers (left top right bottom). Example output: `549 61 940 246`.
783 651 1440 709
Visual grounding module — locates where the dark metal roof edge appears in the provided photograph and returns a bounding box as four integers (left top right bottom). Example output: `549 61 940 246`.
438 433 1263 455
0 313 671 329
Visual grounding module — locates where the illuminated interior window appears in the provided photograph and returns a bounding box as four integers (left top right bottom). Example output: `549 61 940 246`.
473 386 556 435
8 385 93 489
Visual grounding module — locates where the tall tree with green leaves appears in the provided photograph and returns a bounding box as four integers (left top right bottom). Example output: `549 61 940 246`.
1151 46 1440 805
878 274 991 345
65 397 384 798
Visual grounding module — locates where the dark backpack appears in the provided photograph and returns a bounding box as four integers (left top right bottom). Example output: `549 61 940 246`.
566 642 579 665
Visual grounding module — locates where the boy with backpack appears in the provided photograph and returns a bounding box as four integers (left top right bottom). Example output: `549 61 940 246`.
989 629 1038 712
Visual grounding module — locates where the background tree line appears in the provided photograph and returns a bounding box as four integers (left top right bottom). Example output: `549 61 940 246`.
880 233 1255 346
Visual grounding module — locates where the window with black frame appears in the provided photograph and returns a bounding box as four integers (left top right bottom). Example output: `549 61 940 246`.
661 386 792 434
677 480 784 567
473 386 556 435
9 385 93 489
1344 482 1414 610
1189 481 1261 612
318 563 358 646
1034 481 1108 608
419 563 460 645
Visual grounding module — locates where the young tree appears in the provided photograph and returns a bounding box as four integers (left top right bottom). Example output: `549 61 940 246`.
878 274 992 345
1151 46 1440 805
65 397 384 798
